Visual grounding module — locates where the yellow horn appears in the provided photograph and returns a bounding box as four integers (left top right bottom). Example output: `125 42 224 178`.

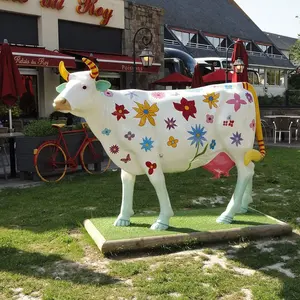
82 57 99 79
59 61 69 82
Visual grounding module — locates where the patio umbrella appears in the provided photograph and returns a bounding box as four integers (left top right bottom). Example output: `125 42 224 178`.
231 39 248 82
202 69 233 85
0 39 25 129
191 64 204 88
152 72 192 88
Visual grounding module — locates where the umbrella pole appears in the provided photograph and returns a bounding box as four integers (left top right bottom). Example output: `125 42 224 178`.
9 109 13 130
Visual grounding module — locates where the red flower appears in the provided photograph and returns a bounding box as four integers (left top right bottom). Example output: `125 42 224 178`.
145 161 157 175
173 98 197 121
109 145 119 154
112 104 130 121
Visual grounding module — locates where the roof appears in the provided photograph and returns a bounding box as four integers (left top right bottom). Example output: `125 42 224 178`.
264 32 298 51
135 0 272 43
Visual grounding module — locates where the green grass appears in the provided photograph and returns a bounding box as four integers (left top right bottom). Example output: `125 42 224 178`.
91 208 279 240
0 147 300 299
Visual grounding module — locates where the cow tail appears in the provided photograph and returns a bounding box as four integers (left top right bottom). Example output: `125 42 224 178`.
243 82 266 166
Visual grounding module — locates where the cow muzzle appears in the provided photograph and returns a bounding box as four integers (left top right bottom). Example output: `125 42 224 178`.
53 97 71 111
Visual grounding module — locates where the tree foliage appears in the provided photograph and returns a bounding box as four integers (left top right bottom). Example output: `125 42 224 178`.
289 39 300 64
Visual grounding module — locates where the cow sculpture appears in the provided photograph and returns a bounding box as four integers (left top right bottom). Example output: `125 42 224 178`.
53 58 266 230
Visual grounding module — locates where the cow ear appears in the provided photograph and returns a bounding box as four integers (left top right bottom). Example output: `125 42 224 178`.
96 80 111 92
56 83 67 93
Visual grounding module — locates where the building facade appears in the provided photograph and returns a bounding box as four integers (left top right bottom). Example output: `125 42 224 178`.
0 0 163 118
136 0 295 97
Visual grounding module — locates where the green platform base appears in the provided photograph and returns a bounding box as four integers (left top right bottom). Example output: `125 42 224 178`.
84 207 292 254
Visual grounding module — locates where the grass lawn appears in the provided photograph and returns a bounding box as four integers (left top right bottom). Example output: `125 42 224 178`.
1 147 300 299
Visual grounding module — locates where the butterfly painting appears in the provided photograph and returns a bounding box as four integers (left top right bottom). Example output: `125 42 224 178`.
120 154 131 163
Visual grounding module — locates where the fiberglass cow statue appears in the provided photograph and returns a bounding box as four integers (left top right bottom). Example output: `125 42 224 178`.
53 58 266 230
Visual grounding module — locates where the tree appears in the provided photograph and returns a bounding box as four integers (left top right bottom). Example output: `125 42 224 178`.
289 39 300 65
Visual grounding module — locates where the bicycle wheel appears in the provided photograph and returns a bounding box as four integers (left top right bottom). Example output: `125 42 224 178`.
34 142 67 182
80 137 111 174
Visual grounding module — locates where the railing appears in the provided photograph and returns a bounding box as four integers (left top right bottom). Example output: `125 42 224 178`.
266 53 287 60
186 42 214 50
164 39 181 46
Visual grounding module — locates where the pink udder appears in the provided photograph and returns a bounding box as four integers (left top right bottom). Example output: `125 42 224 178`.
202 152 235 179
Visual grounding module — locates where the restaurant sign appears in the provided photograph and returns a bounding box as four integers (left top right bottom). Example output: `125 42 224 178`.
14 56 50 67
40 0 64 10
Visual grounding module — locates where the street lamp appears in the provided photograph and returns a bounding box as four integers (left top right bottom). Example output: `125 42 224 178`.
132 27 154 88
225 42 245 83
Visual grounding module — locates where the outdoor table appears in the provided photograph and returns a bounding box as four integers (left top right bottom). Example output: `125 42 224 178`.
264 115 300 119
0 132 24 178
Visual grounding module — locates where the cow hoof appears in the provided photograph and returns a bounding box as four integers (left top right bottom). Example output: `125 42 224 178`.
114 218 130 227
150 221 169 231
239 207 248 214
216 215 233 224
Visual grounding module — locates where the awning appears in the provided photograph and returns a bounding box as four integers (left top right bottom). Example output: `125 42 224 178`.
152 72 192 86
0 44 76 68
63 50 161 73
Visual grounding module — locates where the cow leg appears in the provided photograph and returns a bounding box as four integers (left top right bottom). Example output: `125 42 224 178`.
239 173 254 213
114 169 136 227
144 164 174 230
217 161 254 224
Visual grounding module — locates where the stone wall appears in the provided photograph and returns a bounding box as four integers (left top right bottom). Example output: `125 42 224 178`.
123 1 164 90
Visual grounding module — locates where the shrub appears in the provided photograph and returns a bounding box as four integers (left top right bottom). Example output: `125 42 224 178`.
23 119 58 137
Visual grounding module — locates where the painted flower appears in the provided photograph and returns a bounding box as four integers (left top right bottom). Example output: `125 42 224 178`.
206 114 214 124
145 161 157 175
140 137 154 152
173 97 197 121
109 145 119 154
246 92 253 103
225 85 233 89
250 119 256 131
230 132 243 147
152 91 165 99
124 131 135 141
165 117 177 130
104 90 113 97
226 93 247 112
102 128 111 136
133 100 159 126
125 91 138 99
210 139 216 150
187 124 207 148
203 92 220 109
112 104 130 121
167 136 179 148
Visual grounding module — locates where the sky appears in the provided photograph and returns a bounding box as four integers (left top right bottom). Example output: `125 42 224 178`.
234 0 300 38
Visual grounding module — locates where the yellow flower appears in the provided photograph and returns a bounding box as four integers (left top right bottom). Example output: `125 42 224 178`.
203 92 220 109
167 136 179 148
133 100 159 126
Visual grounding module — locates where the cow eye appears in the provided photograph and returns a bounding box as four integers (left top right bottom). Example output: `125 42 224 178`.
82 85 87 90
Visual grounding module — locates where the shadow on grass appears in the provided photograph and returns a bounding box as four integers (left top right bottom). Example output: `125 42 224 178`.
0 246 118 286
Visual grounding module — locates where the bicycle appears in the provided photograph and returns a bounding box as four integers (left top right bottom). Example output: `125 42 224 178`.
33 123 111 182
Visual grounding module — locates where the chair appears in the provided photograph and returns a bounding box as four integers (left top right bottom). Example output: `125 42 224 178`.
12 119 24 132
273 117 293 144
261 118 273 141
0 127 9 179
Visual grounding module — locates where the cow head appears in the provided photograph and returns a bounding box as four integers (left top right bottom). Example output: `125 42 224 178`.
53 57 111 117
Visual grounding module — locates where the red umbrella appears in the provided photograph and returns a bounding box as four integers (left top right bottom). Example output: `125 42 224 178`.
202 69 233 85
191 64 204 88
0 39 25 128
231 39 248 82
152 72 192 87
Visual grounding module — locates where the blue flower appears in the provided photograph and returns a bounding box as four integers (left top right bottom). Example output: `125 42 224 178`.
125 91 139 99
187 124 207 147
230 132 243 147
210 139 216 150
102 128 111 136
140 137 154 152
225 84 233 89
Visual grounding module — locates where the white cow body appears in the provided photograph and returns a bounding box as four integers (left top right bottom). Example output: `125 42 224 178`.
54 60 265 230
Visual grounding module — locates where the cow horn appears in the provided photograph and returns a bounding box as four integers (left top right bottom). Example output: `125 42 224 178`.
59 61 69 82
82 57 99 79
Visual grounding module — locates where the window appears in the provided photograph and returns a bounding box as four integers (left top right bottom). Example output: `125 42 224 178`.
267 69 282 86
172 29 198 46
258 44 268 52
205 35 223 48
248 70 260 85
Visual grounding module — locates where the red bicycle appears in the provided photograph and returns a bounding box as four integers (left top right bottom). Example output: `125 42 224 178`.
33 123 111 182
